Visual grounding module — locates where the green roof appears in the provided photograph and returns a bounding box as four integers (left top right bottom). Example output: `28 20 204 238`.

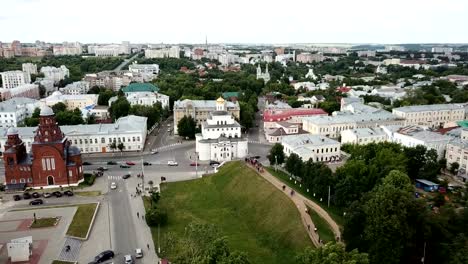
122 83 159 93
457 120 468 128
222 92 240 99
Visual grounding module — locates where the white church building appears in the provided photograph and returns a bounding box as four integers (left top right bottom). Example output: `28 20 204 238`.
195 97 248 161
256 64 271 83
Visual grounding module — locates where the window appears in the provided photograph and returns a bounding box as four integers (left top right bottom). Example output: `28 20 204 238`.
85 139 88 144
20 178 25 183
132 137 135 142
101 138 105 143
95 138 98 144
46 158 51 170
28 178 32 183
42 158 46 170
79 139 83 144
137 137 140 142
11 179 16 184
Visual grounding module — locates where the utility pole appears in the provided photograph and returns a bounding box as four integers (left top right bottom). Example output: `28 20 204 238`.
328 185 331 207
158 223 161 254
275 155 278 172
195 152 198 177
141 156 145 194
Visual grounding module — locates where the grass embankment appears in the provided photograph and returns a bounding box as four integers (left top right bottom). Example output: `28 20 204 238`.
266 167 345 226
30 217 58 228
306 206 335 243
150 161 311 264
75 191 101 197
66 203 98 238
51 260 76 264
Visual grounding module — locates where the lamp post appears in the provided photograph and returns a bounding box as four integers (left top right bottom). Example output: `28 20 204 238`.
275 155 278 172
141 157 145 194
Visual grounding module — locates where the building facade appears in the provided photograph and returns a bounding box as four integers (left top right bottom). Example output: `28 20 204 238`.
41 91 98 110
0 98 41 128
40 65 70 83
145 46 180 58
3 106 84 190
0 84 40 101
174 98 240 134
1 71 31 89
195 98 248 161
60 81 90 95
256 64 270 83
392 104 466 128
22 63 38 76
340 127 387 145
282 134 341 162
128 63 160 75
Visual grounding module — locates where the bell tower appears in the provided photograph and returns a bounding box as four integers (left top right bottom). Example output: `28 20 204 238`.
34 106 65 143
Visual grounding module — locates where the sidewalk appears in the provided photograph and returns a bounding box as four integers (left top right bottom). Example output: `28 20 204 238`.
247 164 341 246
128 179 159 263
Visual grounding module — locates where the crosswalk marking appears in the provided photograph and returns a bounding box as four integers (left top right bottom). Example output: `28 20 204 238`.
107 175 122 180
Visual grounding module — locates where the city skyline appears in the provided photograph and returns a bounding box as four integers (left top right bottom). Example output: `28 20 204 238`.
1 0 467 44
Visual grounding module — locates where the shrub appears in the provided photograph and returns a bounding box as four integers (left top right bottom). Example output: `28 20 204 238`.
146 208 168 226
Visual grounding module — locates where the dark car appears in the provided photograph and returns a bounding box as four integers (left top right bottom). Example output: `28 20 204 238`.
64 190 74 196
253 155 261 159
143 162 152 166
97 166 108 171
32 192 41 198
52 191 62 197
209 160 220 166
122 174 131 179
83 161 92 165
107 161 117 165
120 164 130 168
29 199 44 205
94 250 114 263
126 161 136 166
23 192 32 199
13 195 21 201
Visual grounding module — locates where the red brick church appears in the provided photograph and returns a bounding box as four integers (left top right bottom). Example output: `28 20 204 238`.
3 106 84 190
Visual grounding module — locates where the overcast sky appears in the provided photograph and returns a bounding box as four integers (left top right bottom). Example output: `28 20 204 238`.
1 0 467 44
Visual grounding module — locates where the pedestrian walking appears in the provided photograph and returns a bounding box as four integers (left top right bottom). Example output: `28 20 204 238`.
142 215 145 221
137 212 140 218
314 227 317 233
307 224 310 231
147 244 150 250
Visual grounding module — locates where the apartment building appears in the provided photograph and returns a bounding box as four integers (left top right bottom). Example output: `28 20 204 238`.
392 104 466 128
1 71 31 89
282 134 341 163
341 127 387 145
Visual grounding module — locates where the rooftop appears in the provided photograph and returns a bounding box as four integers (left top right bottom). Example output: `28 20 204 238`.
282 134 339 148
122 83 160 93
263 108 327 122
222 92 240 99
345 127 386 137
174 99 239 109
0 97 39 112
393 104 465 113
303 111 400 125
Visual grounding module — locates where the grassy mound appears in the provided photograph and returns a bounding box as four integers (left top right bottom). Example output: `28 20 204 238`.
155 161 311 263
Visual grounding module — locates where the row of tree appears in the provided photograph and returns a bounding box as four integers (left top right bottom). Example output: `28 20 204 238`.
23 102 93 127
108 96 169 128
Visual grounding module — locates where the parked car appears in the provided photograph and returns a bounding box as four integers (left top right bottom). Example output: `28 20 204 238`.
151 150 158 155
32 192 40 198
126 161 136 166
124 254 134 264
97 166 108 171
110 182 117 190
167 160 178 166
143 162 152 166
29 199 44 205
43 192 52 198
212 164 220 169
83 161 92 165
93 250 115 263
122 174 131 179
209 160 220 166
253 155 261 159
120 164 130 168
190 162 199 166
23 192 32 199
52 191 62 197
135 248 143 258
107 161 117 165
64 190 74 196
13 195 21 201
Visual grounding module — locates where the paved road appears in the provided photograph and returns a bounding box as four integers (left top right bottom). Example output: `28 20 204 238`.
114 53 140 71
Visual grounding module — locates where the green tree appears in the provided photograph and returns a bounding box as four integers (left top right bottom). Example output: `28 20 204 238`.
109 141 117 153
146 208 168 226
117 142 125 155
98 89 116 106
267 143 285 165
296 242 369 264
285 153 302 177
239 101 254 130
109 96 130 120
52 102 67 113
177 115 197 139
24 107 40 126
449 162 459 175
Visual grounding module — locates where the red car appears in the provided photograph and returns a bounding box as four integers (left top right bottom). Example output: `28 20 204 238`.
190 162 199 166
126 161 136 166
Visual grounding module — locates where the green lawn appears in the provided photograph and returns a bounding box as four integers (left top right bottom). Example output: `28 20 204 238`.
66 203 98 238
149 161 311 264
266 167 345 226
51 260 75 264
75 191 101 197
306 206 335 243
30 217 58 228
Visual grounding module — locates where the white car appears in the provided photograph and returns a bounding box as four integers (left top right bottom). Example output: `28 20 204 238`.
124 254 134 264
167 160 178 166
135 248 143 258
110 182 117 190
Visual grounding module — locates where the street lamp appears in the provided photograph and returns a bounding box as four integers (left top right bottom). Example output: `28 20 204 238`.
275 155 278 172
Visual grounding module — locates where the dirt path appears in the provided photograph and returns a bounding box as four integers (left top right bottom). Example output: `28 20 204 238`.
247 164 342 246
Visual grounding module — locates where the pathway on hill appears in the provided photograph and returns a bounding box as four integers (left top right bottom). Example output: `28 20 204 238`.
247 164 341 247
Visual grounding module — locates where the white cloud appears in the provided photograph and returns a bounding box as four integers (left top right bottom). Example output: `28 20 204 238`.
0 0 466 44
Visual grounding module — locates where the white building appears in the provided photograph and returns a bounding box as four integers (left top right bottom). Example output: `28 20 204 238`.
22 63 37 76
0 84 40 101
145 46 180 58
0 98 41 128
128 63 160 75
382 125 451 159
446 129 468 181
256 64 270 83
195 98 248 161
0 115 147 154
89 43 130 57
218 53 239 65
60 81 90 95
340 127 387 145
432 47 453 53
40 65 70 83
53 42 83 56
392 104 466 128
41 91 99 110
110 91 169 109
1 71 31 89
282 134 341 162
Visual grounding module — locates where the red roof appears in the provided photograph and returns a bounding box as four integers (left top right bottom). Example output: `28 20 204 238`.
337 87 351 93
263 108 327 122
